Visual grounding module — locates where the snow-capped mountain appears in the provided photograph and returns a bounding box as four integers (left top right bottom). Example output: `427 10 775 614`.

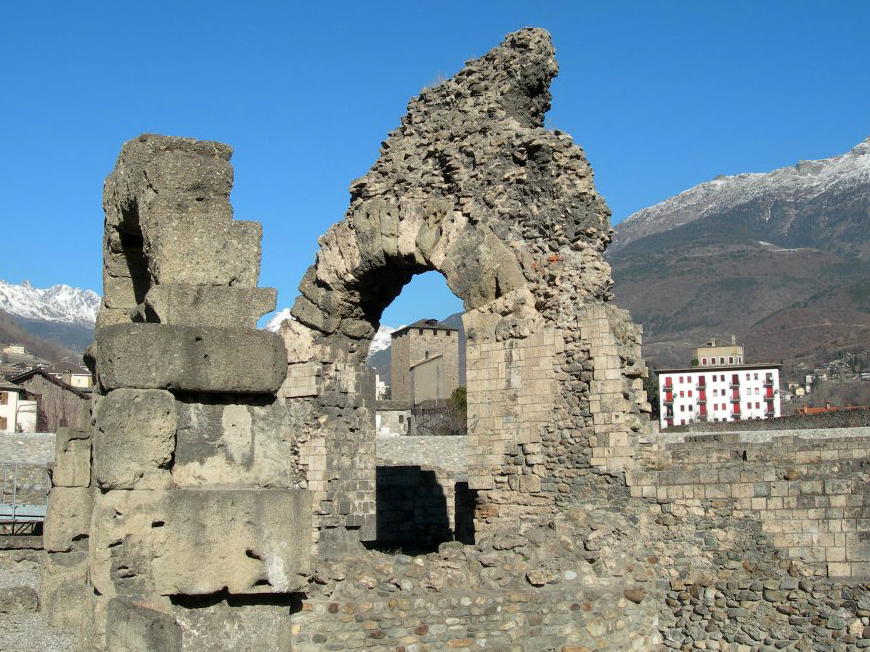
264 307 399 359
612 136 870 253
0 280 100 325
369 324 400 356
264 308 294 332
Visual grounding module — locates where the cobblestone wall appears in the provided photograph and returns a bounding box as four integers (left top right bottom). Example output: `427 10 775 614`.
291 584 661 651
0 433 56 465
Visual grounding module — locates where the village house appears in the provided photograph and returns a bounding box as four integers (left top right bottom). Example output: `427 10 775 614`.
43 360 94 389
9 368 90 432
0 380 38 432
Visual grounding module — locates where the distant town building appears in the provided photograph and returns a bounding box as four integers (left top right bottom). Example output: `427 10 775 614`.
0 381 37 432
2 344 29 357
375 400 410 436
43 361 94 389
374 374 388 401
796 401 867 416
693 335 743 367
9 368 90 432
657 339 781 429
390 319 459 405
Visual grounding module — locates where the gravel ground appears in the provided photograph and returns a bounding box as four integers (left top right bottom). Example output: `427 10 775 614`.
0 552 76 652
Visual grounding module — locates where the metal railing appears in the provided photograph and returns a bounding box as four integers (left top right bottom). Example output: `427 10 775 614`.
1 461 46 535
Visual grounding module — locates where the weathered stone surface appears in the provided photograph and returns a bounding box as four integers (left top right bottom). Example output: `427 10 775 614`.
106 597 182 652
40 551 89 628
89 488 311 599
43 486 93 552
172 396 297 488
94 324 287 394
53 427 92 487
93 389 176 490
101 135 260 300
146 216 262 288
153 489 312 595
88 489 166 600
144 284 277 328
0 586 39 613
172 598 293 652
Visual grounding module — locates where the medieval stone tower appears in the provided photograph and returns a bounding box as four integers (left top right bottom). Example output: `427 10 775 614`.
389 318 459 404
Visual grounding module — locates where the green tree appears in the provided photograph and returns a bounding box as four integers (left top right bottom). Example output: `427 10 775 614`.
441 386 467 436
643 372 660 421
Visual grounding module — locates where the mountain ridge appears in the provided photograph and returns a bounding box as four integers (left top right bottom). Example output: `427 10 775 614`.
609 135 870 376
0 279 100 325
612 135 870 256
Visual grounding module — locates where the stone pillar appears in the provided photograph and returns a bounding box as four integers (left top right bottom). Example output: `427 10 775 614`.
68 135 313 651
40 426 93 629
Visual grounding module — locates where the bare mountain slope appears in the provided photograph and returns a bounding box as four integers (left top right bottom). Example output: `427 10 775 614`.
609 136 870 373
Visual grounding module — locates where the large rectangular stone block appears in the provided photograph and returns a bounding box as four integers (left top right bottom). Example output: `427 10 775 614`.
53 427 92 488
44 487 93 553
88 490 167 600
106 597 182 652
172 396 297 488
154 489 312 595
94 324 288 394
93 389 176 490
148 217 262 287
144 284 277 329
40 551 89 628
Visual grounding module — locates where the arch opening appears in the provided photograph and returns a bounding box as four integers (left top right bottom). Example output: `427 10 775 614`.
364 270 474 553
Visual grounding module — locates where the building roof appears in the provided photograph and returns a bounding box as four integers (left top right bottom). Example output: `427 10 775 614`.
44 361 90 375
8 368 91 399
391 318 458 338
656 363 781 374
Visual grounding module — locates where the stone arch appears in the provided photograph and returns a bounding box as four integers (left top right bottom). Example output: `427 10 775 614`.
279 28 650 549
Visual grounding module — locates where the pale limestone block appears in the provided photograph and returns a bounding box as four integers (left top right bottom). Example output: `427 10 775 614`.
44 487 93 553
93 389 176 490
53 427 92 488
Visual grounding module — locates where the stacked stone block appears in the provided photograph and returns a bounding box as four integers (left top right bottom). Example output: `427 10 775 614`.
630 431 870 578
40 426 92 629
41 135 313 651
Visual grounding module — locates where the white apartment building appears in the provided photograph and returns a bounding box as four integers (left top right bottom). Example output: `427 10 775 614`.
657 365 781 430
0 382 37 433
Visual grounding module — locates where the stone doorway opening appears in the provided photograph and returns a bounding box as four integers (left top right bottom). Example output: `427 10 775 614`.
364 270 476 553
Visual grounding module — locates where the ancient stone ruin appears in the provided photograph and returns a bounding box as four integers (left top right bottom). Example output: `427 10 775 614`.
40 28 870 652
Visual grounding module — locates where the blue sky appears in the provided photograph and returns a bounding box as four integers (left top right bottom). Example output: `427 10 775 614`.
2 1 869 326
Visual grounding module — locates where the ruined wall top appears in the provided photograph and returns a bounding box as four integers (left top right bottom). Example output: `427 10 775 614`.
290 28 616 358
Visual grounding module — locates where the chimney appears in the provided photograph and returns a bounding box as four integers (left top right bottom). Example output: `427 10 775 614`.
731 334 736 345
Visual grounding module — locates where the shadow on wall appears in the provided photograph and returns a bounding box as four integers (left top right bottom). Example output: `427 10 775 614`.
369 466 476 554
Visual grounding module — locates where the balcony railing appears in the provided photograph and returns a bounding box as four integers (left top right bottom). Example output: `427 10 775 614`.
729 382 740 389
663 397 674 405
763 379 774 388
730 396 740 403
